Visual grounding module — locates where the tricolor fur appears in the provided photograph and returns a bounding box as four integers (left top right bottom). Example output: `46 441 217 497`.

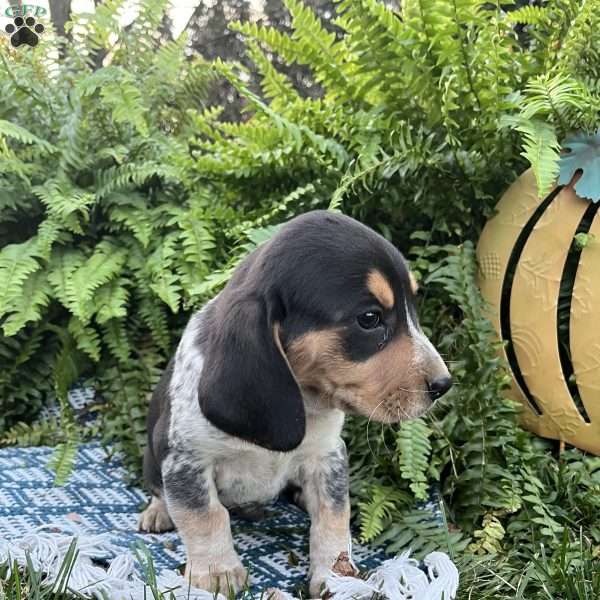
139 211 452 597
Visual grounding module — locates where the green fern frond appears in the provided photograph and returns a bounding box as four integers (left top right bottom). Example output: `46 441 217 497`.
0 119 57 154
36 217 66 260
33 178 95 233
506 5 550 25
469 513 506 554
48 436 79 486
2 269 52 336
103 80 150 137
48 249 86 307
177 214 216 270
213 60 349 169
557 0 600 81
284 0 355 100
106 192 155 248
514 118 561 197
51 326 85 404
151 36 188 80
383 509 469 557
231 21 304 71
68 317 102 362
95 278 130 324
68 0 126 54
57 99 89 172
0 240 41 320
518 467 564 541
358 485 399 542
95 162 180 199
396 418 433 501
79 67 150 136
330 151 394 210
147 234 182 313
101 318 131 363
43 324 84 486
66 243 128 323
520 75 585 125
138 292 171 353
121 0 169 49
0 418 62 447
229 183 316 237
246 41 299 107
0 326 56 429
189 222 282 300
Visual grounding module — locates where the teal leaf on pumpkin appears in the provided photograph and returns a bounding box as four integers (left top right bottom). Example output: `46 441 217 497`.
559 130 600 202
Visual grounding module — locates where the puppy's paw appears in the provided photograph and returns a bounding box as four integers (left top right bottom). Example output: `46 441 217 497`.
309 570 328 598
138 496 174 533
310 552 358 597
186 562 248 595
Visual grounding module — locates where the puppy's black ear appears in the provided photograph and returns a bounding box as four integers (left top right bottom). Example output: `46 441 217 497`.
198 294 305 452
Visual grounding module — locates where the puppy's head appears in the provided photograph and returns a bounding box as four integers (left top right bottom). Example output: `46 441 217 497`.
198 211 451 452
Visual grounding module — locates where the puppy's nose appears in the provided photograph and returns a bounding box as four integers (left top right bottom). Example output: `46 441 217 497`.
427 376 453 400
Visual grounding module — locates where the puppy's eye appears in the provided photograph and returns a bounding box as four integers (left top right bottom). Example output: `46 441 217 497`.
357 311 381 330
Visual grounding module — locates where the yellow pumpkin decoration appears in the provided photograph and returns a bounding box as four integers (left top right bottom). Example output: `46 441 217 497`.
477 170 600 455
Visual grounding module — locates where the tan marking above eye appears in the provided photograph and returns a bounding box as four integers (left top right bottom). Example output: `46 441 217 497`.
366 269 394 309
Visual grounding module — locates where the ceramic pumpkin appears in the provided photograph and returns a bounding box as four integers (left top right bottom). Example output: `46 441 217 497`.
477 169 600 455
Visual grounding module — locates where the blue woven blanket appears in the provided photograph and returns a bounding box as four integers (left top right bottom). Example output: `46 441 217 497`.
0 441 388 595
0 388 459 599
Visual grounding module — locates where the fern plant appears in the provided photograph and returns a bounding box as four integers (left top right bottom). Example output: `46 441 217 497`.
357 485 410 542
507 1 600 196
1 0 232 472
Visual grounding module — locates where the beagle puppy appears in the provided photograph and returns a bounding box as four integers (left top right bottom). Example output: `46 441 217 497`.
139 210 452 596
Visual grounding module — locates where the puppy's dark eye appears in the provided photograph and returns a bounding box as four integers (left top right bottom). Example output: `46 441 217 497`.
357 311 381 330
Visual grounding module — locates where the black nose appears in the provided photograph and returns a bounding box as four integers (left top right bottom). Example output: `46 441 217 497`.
428 376 453 400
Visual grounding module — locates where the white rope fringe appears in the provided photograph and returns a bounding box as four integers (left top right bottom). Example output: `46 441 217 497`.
324 550 459 600
0 526 458 600
0 525 225 600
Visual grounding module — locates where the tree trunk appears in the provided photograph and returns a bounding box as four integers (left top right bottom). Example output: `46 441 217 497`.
48 0 71 39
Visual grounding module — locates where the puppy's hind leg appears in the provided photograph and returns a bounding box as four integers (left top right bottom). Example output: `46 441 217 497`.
140 443 174 532
139 495 174 533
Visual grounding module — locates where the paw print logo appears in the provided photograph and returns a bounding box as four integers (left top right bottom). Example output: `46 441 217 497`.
5 16 45 48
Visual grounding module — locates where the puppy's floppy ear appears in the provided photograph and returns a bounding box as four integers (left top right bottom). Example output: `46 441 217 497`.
198 293 305 452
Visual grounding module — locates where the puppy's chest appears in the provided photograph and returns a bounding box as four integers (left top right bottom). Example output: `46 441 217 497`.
214 451 295 508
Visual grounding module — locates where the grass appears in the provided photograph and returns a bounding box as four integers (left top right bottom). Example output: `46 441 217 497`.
456 530 600 600
0 540 285 600
0 540 84 600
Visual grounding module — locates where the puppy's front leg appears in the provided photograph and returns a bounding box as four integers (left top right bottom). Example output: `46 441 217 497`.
302 441 351 597
162 454 247 594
